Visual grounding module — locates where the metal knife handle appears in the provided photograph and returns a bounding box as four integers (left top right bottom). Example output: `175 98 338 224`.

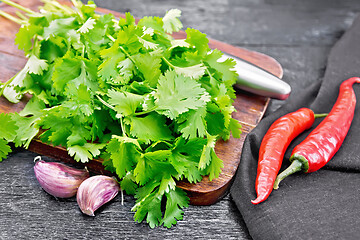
220 53 291 100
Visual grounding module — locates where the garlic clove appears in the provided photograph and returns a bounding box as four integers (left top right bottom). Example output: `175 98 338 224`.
33 157 90 198
77 175 120 216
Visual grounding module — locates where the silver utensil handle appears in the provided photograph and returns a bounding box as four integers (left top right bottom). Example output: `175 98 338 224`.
220 53 291 100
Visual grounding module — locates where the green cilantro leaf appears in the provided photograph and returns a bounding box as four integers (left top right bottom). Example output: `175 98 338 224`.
0 113 18 141
117 58 135 84
204 49 238 88
25 54 49 75
79 0 96 18
132 181 162 228
205 147 224 181
171 137 206 183
1 54 49 103
145 194 163 228
229 118 242 139
67 142 105 163
133 53 162 87
176 107 207 139
162 187 189 228
128 114 173 143
158 176 176 195
98 39 126 82
77 17 96 33
15 24 42 54
169 39 190 49
43 17 78 39
107 90 144 116
106 136 141 179
134 150 175 186
185 28 210 56
120 172 138 195
82 14 114 54
51 55 82 93
205 103 226 136
11 113 40 148
162 9 182 34
118 12 135 27
0 139 12 162
52 55 98 95
132 177 187 228
198 134 218 170
137 16 164 34
19 96 46 117
133 156 148 185
39 111 73 146
154 70 210 119
63 84 94 117
138 36 159 50
66 29 84 51
174 64 206 80
39 37 67 63
2 66 31 103
116 25 143 54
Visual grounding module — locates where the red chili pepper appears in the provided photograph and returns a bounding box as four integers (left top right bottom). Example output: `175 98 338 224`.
251 108 326 205
273 77 360 189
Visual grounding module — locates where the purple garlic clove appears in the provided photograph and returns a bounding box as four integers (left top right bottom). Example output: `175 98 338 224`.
34 157 90 198
77 175 120 216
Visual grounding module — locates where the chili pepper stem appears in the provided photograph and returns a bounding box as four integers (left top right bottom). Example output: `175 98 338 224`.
314 113 328 119
273 160 303 189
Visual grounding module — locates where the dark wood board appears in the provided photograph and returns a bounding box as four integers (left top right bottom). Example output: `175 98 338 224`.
0 0 283 205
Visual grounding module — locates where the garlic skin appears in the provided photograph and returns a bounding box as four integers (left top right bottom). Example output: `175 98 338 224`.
34 159 90 198
77 175 120 216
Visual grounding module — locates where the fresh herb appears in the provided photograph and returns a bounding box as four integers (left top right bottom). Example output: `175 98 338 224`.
0 0 241 227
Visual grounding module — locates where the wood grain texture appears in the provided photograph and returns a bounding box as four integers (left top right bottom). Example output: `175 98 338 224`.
0 151 251 239
0 0 282 206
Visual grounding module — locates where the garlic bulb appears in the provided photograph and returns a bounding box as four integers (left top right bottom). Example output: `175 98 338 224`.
33 157 90 198
77 175 120 216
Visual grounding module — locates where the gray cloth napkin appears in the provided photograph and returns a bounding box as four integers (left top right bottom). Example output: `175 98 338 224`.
230 14 360 240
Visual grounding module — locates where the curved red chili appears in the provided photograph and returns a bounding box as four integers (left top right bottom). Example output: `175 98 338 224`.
274 77 360 189
251 108 321 205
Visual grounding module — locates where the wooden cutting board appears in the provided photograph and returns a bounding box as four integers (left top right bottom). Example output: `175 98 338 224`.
0 0 283 205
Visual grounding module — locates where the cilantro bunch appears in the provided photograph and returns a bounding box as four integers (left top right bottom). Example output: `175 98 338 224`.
0 0 241 228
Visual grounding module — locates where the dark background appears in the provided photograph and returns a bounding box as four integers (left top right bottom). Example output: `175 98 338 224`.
1 0 360 239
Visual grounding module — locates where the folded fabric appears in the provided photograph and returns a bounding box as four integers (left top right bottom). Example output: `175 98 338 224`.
230 14 360 240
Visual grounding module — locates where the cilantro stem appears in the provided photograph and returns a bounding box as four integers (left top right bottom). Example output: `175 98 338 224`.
133 106 158 116
70 0 85 21
41 0 74 15
119 45 137 65
107 34 116 42
120 118 127 137
204 64 214 81
0 10 25 25
0 71 16 96
161 57 176 69
70 0 80 8
96 95 116 111
81 46 85 58
111 18 119 25
96 95 127 137
106 34 137 67
15 11 28 22
1 0 36 15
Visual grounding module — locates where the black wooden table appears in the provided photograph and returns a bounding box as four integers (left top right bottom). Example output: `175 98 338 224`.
1 0 360 239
